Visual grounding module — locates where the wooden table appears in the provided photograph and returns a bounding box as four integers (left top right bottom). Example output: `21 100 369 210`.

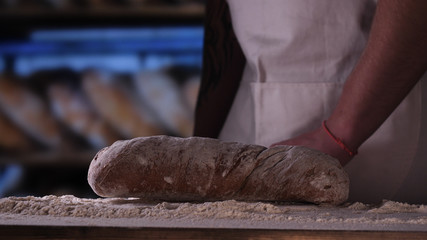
1 225 426 240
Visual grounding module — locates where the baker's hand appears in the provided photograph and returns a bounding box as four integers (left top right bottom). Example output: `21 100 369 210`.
270 127 353 166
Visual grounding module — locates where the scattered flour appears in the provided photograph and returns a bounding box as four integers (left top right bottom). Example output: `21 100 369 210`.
368 200 424 214
347 202 370 211
0 195 426 227
0 196 285 220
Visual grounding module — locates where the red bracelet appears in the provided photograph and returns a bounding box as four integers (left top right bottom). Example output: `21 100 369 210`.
322 121 357 157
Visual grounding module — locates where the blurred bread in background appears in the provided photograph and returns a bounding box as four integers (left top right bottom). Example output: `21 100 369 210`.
82 70 166 139
0 110 32 151
134 70 194 137
48 82 122 149
0 75 61 148
182 74 200 113
0 66 201 154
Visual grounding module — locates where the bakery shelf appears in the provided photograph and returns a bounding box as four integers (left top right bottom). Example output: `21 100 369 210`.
0 1 204 197
0 4 205 19
0 3 205 40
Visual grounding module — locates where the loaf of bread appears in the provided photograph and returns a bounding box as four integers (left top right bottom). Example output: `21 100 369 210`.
88 136 349 205
134 71 194 137
0 76 61 148
82 70 165 138
48 83 121 149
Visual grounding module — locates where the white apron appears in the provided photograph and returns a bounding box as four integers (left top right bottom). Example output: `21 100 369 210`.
220 0 427 203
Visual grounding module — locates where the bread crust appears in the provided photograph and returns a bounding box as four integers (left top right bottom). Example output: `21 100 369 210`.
88 136 349 205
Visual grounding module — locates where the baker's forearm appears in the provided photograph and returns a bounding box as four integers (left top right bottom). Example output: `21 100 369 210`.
327 0 427 151
194 0 246 138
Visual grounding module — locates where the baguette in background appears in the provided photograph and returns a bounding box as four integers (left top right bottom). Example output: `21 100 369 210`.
0 76 61 148
82 70 165 139
48 83 122 149
134 71 194 137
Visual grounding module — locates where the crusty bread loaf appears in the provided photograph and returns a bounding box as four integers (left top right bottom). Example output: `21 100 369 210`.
82 70 165 138
88 136 349 205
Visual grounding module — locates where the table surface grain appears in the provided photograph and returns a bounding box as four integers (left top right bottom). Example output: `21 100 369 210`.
0 225 427 240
